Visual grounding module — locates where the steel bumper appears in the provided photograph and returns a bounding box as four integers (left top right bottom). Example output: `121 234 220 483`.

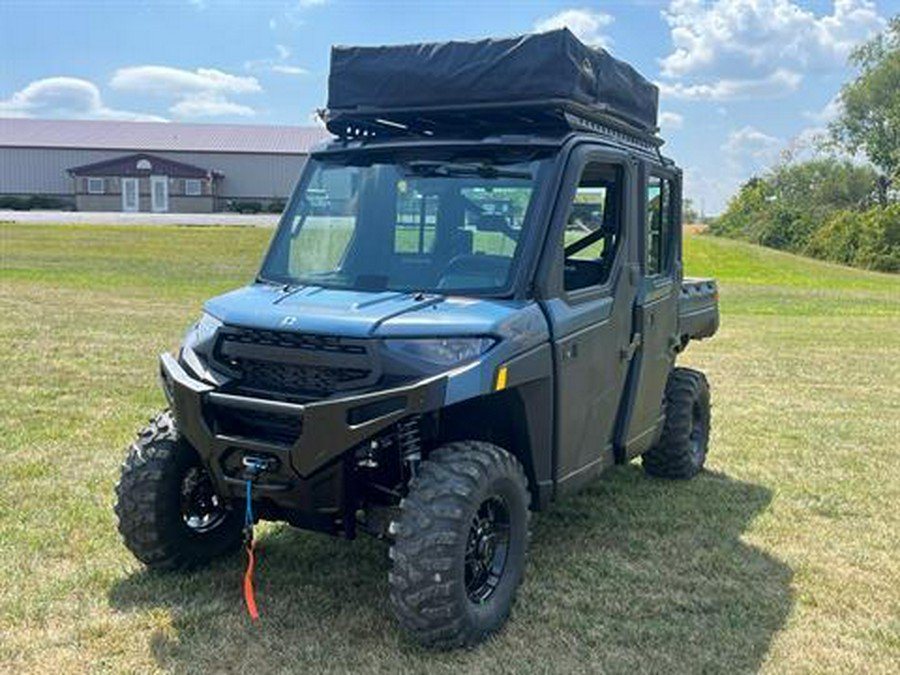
159 352 447 497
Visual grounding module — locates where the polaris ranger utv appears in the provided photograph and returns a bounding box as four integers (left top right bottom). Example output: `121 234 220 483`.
115 29 719 648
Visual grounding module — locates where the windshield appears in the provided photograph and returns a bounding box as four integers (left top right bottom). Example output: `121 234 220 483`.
259 149 553 295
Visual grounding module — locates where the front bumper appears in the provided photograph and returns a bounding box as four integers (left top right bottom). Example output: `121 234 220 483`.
159 352 447 509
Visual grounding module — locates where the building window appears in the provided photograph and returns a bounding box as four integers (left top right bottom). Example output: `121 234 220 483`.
185 179 202 196
87 178 105 194
136 159 152 170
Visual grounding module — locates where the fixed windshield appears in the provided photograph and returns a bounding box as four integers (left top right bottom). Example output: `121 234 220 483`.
260 150 552 295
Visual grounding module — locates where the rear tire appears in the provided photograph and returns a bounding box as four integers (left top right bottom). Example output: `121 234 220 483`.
642 368 711 479
388 441 530 649
114 410 243 571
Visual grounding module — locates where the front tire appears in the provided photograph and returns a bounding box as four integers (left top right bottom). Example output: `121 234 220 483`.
642 368 711 479
114 410 242 570
388 441 531 649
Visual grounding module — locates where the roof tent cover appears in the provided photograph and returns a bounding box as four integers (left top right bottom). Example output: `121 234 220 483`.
327 28 659 132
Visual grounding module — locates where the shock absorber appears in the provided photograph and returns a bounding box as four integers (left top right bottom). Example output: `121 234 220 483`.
397 417 422 476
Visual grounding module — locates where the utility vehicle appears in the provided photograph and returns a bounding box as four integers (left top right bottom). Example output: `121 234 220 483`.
115 29 719 648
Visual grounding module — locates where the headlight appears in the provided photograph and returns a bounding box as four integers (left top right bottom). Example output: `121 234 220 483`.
384 337 495 367
183 311 223 353
180 312 224 383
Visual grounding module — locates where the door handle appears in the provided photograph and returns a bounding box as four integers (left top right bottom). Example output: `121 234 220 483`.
562 342 579 361
619 333 642 361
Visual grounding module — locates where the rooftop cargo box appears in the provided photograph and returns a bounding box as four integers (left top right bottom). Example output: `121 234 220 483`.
326 28 659 138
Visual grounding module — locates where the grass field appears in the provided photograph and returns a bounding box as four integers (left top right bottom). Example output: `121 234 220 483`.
1 224 898 674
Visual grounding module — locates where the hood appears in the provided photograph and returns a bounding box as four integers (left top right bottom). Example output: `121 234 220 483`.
204 283 548 346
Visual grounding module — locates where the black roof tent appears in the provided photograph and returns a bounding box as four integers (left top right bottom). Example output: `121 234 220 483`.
325 29 660 144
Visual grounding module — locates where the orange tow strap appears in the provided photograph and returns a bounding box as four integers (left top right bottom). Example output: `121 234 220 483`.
243 479 260 621
243 539 259 621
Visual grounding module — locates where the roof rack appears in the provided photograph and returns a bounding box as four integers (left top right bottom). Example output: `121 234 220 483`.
324 99 663 153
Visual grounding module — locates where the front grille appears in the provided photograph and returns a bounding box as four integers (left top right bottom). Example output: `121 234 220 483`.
220 328 367 355
214 326 378 398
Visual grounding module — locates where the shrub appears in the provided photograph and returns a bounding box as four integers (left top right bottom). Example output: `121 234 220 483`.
712 159 898 272
807 206 900 272
807 210 862 266
856 205 900 272
0 196 30 210
230 200 263 214
28 195 69 210
267 199 287 213
0 195 72 211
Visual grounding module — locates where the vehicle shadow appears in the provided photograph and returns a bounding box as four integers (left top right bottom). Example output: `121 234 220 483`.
108 465 792 674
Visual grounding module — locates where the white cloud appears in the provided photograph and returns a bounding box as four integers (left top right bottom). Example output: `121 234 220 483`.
110 66 261 95
534 8 614 48
659 111 684 129
722 125 784 172
681 126 783 213
271 65 308 76
245 45 308 77
0 76 166 122
110 65 261 118
658 1 884 101
659 68 803 101
683 165 734 216
661 0 884 77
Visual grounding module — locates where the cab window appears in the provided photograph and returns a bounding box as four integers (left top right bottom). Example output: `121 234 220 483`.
646 175 676 276
563 162 623 291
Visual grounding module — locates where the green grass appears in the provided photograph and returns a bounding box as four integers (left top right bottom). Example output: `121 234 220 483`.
1 224 899 673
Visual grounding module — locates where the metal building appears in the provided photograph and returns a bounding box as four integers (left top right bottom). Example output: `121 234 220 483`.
0 118 331 213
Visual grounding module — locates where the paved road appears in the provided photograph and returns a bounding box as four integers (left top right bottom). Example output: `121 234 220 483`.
0 210 280 227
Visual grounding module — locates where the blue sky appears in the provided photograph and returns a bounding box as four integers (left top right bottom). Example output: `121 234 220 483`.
1 0 896 212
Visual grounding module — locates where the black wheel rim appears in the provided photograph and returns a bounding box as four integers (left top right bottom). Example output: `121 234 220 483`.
465 495 511 604
180 466 228 533
689 401 707 464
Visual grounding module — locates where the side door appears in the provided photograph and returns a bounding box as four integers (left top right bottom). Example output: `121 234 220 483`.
619 167 682 458
538 147 641 494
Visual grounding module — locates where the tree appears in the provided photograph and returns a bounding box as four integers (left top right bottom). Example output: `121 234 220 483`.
712 160 878 250
830 17 900 204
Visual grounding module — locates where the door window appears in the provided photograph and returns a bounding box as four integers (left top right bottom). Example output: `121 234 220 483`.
563 163 623 291
395 184 438 254
646 175 675 276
